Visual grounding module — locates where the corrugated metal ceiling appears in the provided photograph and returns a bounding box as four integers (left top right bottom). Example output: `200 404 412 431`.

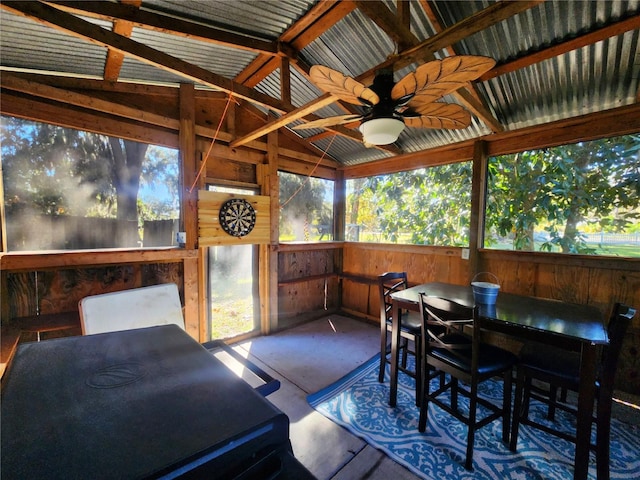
1 0 638 167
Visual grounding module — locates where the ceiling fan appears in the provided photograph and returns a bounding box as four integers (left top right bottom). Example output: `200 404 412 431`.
293 56 495 145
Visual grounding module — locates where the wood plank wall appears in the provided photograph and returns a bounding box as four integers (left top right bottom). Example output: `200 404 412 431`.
277 243 341 329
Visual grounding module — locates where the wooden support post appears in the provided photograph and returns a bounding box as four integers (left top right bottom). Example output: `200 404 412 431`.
179 83 200 339
259 129 280 334
469 140 488 281
334 170 345 310
280 56 291 105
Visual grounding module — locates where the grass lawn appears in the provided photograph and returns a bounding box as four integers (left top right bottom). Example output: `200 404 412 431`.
211 296 255 339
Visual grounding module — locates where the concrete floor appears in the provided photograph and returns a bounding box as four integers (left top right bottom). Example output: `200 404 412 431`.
232 314 640 480
233 314 420 480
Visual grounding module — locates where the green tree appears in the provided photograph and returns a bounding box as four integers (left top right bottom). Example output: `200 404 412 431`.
279 172 329 241
352 162 472 245
1 116 178 249
486 135 640 253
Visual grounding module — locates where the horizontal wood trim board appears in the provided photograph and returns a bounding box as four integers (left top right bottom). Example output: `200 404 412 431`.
480 249 640 272
278 272 338 286
278 242 344 252
343 242 464 257
0 248 195 271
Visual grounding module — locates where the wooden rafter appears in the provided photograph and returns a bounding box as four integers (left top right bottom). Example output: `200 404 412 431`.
480 13 640 81
231 0 542 148
0 72 180 129
1 1 290 113
354 0 417 51
103 0 141 82
356 0 502 132
234 0 356 88
49 0 279 54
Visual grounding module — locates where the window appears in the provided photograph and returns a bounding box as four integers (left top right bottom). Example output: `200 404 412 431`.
279 171 334 242
1 116 180 251
484 134 640 257
345 162 472 245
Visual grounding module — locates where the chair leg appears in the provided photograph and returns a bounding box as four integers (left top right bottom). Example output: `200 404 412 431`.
418 370 430 432
465 383 478 471
510 368 525 452
379 328 388 383
502 369 513 444
414 336 422 407
401 338 409 368
451 378 459 412
547 384 558 420
596 397 613 480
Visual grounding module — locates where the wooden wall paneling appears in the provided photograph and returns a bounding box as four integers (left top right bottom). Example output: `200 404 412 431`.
277 248 340 327
340 278 375 321
278 250 334 282
6 272 36 319
204 156 257 185
0 271 9 324
536 262 592 304
482 256 538 297
587 267 640 321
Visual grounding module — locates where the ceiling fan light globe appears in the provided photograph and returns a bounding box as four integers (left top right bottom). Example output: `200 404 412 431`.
359 118 405 145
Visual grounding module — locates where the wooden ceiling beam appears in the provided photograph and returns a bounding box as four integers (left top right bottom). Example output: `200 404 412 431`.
283 0 357 50
380 1 545 76
48 0 278 54
2 1 290 113
236 55 281 88
1 72 180 130
103 0 141 82
231 0 541 148
354 0 418 52
415 0 500 132
234 0 355 88
357 0 502 132
481 13 640 81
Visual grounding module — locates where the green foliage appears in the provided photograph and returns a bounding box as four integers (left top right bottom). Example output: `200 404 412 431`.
279 172 333 241
1 116 179 222
348 163 472 245
1 116 179 249
347 134 638 256
486 135 640 254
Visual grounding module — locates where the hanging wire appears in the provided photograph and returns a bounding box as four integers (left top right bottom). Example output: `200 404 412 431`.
280 134 337 209
189 92 238 193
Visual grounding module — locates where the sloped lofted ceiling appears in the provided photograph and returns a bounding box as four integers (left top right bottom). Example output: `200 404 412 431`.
1 0 639 167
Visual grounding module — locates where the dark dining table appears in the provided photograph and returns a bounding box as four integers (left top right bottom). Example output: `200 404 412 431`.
390 282 608 480
1 324 314 479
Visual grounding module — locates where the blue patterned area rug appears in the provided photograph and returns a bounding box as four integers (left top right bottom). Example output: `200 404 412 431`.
307 355 640 479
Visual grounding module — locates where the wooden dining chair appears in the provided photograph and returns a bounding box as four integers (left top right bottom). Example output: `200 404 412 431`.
377 272 423 405
510 303 636 480
418 294 517 471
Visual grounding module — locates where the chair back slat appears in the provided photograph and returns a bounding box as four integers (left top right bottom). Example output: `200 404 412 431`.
600 303 636 393
419 294 474 357
379 272 409 323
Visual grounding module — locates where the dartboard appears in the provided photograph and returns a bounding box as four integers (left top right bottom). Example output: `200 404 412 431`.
218 198 256 237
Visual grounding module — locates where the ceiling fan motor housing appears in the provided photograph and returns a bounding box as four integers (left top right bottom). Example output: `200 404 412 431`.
364 69 403 121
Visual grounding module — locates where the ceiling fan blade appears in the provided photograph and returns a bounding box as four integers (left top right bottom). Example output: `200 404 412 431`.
310 65 379 106
292 114 363 130
403 103 471 129
391 56 495 104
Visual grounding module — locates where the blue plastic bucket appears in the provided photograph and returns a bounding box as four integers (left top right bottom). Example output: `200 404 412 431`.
471 273 500 305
